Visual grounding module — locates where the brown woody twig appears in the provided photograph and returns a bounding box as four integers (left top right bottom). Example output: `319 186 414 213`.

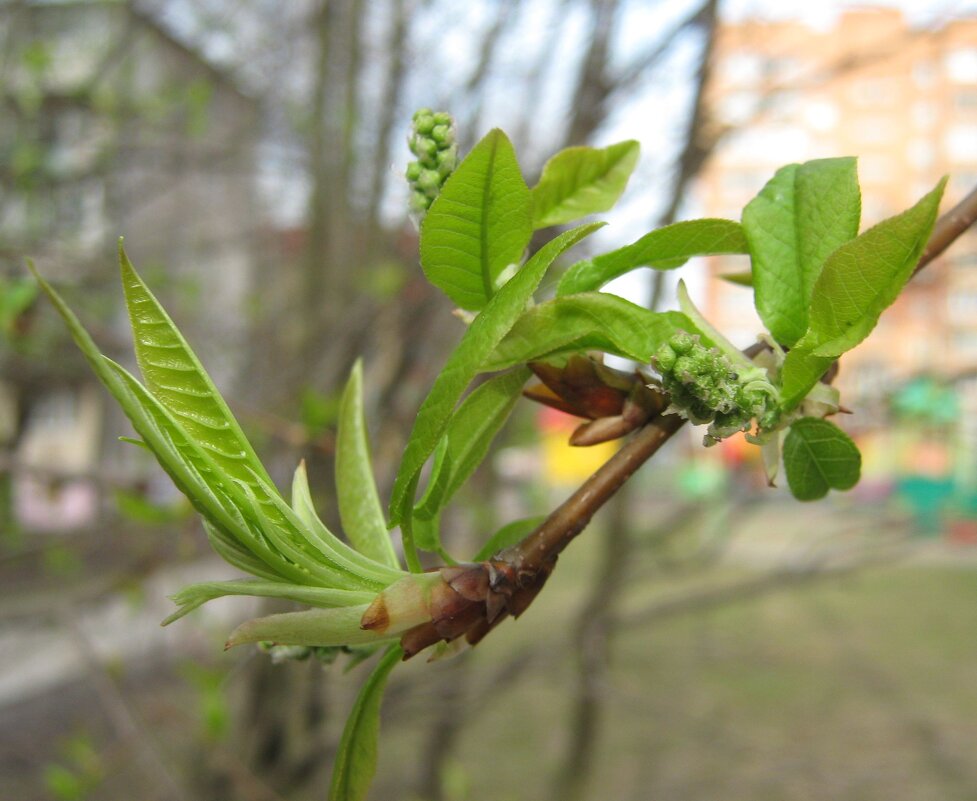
397 182 977 660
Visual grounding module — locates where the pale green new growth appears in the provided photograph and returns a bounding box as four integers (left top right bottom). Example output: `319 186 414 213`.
743 158 861 346
531 140 640 228
36 111 957 801
329 645 402 801
336 361 401 569
420 128 532 311
388 222 603 537
484 294 696 371
558 218 749 296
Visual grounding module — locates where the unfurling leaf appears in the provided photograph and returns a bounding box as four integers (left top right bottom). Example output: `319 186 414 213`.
483 293 697 371
796 177 946 358
389 223 603 539
225 604 395 649
531 140 639 228
557 218 748 296
783 417 861 501
780 178 946 409
329 645 402 801
337 360 400 568
414 367 530 525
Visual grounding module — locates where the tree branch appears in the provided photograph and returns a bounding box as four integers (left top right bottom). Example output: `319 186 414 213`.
399 182 977 659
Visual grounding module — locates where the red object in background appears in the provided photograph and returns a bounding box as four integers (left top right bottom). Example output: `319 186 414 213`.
947 519 977 545
537 405 577 434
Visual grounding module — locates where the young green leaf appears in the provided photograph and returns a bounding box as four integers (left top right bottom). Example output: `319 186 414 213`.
414 367 530 522
483 293 701 372
420 128 532 310
119 250 393 585
742 158 861 346
796 177 946 358
782 417 861 501
336 360 400 568
225 604 396 649
329 645 402 801
389 222 603 537
411 510 444 555
530 140 639 228
37 264 403 599
119 243 276 488
779 178 946 409
31 267 311 585
162 580 376 625
778 350 836 412
473 516 545 561
557 218 748 296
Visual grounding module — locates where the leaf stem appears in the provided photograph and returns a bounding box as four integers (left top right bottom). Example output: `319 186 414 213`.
401 180 977 658
508 180 976 575
499 413 684 572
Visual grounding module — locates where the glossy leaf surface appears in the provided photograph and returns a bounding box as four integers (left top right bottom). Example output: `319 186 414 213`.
420 129 531 310
337 360 400 568
389 223 603 533
484 294 696 370
531 140 639 228
783 417 861 501
557 218 747 296
742 158 861 346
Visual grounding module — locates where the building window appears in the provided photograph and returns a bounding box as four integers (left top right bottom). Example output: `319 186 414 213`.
722 52 763 86
913 59 938 89
804 100 838 132
945 124 977 161
946 49 977 83
859 155 895 185
724 124 810 163
717 90 760 126
765 56 802 83
949 172 977 203
720 168 766 196
948 288 977 323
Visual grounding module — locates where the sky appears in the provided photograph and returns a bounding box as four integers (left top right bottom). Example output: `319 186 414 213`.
721 0 977 25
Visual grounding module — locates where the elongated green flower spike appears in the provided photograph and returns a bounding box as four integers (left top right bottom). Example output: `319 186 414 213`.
407 108 458 217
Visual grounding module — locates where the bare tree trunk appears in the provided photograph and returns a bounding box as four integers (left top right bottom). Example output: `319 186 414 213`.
563 0 621 148
365 0 409 244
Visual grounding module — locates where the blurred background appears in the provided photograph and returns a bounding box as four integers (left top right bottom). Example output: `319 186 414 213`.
2 1 977 799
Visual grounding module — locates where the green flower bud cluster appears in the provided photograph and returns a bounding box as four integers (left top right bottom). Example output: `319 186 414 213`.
407 109 458 216
653 331 779 445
